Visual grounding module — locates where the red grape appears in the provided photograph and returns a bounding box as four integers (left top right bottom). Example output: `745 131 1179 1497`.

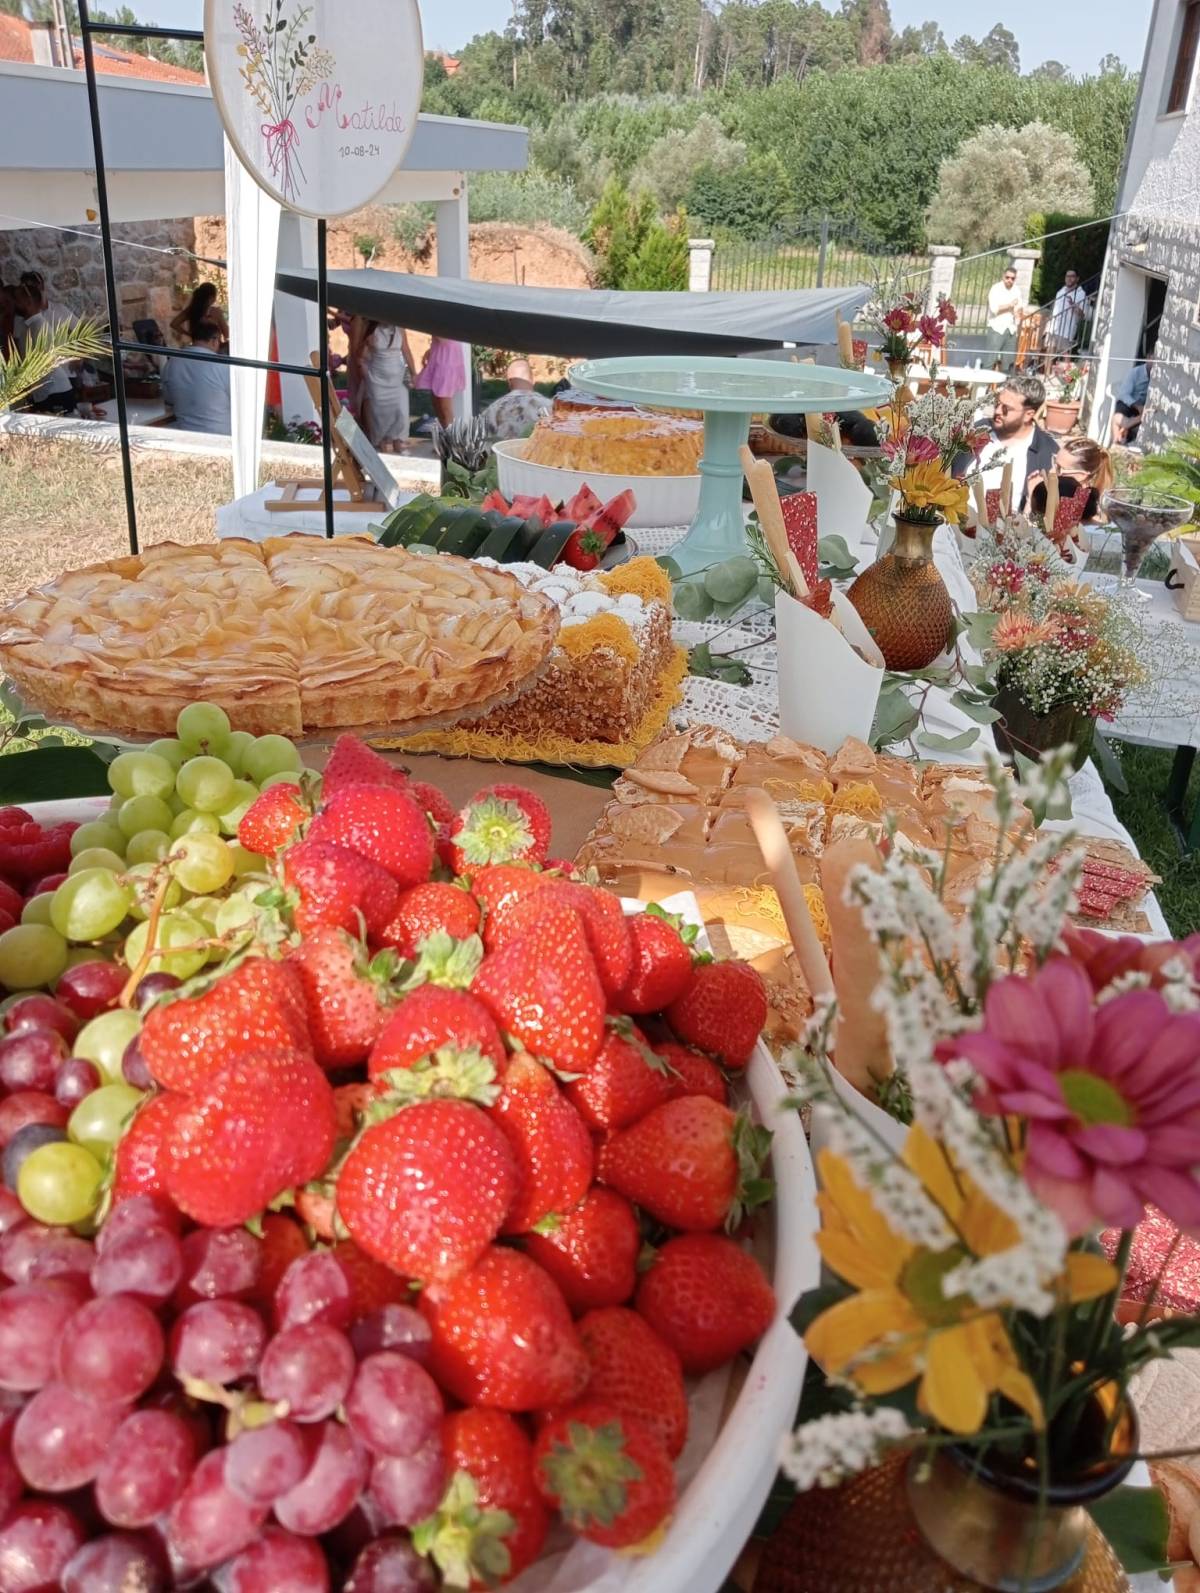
12 1381 125 1490
0 1092 68 1151
95 1191 180 1253
0 1031 68 1094
4 997 78 1046
0 1446 21 1524
132 973 181 1011
0 1279 88 1390
224 1419 313 1506
273 1419 368 1536
57 1294 164 1404
95 1409 195 1528
61 1531 167 1592
0 1387 24 1446
368 1436 447 1527
216 1525 329 1592
92 1225 184 1305
176 1227 261 1304
27 874 67 899
170 1299 266 1386
53 1058 100 1109
350 1304 432 1364
258 1322 354 1422
167 1449 268 1570
3 1123 66 1192
345 1352 443 1458
0 1189 24 1235
344 1536 436 1593
0 1500 86 1590
274 1250 353 1331
55 962 127 1022
0 1221 92 1284
120 1036 154 1090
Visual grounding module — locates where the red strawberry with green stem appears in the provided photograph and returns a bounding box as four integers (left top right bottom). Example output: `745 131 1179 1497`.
472 864 549 951
564 1018 672 1131
288 927 408 1071
636 1232 775 1374
308 783 434 888
561 527 607 573
498 881 632 999
574 1306 689 1458
321 734 410 799
533 1401 675 1547
472 904 605 1077
111 1091 186 1204
614 908 698 1015
655 1040 728 1105
281 838 401 940
489 1054 593 1234
236 781 311 859
378 880 482 958
665 958 767 1069
520 1186 641 1315
447 785 552 873
368 985 505 1080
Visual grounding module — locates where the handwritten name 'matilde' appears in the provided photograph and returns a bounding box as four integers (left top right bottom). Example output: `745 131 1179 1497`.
305 83 407 134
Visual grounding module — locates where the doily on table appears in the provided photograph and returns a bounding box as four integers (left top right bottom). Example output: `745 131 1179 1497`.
673 620 781 742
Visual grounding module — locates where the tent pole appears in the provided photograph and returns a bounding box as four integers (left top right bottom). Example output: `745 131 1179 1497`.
316 220 335 541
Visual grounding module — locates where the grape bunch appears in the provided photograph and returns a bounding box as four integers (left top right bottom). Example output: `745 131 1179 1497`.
0 1200 439 1590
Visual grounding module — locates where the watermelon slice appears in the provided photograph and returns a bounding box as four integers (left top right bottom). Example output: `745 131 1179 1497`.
582 490 636 544
563 484 603 523
509 494 545 519
480 490 511 516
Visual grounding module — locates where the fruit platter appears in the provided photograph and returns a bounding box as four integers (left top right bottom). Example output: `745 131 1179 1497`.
378 486 638 573
0 703 813 1591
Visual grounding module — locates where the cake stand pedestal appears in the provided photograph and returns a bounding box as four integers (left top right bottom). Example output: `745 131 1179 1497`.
568 355 892 575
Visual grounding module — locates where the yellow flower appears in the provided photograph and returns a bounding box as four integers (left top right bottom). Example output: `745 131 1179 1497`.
805 1127 1117 1436
899 461 970 525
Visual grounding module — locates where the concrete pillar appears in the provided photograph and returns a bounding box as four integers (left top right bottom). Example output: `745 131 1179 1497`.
1009 247 1041 311
434 182 472 423
925 244 960 312
274 212 319 426
688 238 715 293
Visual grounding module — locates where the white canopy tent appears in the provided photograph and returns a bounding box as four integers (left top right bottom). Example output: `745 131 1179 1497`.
0 59 528 494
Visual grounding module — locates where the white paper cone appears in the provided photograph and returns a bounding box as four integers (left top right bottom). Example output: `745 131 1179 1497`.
775 590 884 754
806 441 876 556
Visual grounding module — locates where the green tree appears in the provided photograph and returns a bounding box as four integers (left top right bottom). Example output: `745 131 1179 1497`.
623 210 689 288
926 120 1094 249
894 20 946 59
630 115 745 210
953 23 1019 72
584 177 657 287
1031 59 1070 81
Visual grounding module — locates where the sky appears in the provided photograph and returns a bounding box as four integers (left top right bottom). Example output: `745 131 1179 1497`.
130 0 1155 79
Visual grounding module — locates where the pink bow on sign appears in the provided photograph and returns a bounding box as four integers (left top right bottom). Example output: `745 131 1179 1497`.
261 118 301 198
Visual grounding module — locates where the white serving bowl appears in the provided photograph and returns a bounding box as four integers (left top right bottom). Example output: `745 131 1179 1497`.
493 439 702 530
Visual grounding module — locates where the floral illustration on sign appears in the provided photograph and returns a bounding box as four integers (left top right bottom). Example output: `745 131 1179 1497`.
233 0 336 203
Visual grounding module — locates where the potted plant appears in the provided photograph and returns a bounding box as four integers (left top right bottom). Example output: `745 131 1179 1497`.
1044 361 1086 433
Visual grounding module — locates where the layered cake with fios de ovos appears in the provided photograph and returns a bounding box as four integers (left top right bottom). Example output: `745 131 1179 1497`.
0 537 559 740
522 400 705 477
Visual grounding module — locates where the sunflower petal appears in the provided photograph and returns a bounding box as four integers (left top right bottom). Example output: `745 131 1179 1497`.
1064 1251 1119 1302
920 1326 988 1435
996 1364 1045 1428
902 1124 964 1222
816 1229 898 1292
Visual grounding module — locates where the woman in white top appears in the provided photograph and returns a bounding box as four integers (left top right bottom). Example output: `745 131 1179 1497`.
14 272 89 415
357 321 416 452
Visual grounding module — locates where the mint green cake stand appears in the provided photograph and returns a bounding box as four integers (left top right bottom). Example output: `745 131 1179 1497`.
568 355 892 575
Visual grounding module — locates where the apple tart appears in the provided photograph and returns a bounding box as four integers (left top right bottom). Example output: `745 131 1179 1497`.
0 536 559 739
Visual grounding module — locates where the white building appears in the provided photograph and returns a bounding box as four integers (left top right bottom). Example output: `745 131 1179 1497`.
1091 0 1200 448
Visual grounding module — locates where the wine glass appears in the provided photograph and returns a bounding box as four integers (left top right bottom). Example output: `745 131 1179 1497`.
1098 486 1194 601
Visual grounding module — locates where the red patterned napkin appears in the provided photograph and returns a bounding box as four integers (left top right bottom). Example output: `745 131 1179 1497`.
1053 489 1088 538
781 492 819 589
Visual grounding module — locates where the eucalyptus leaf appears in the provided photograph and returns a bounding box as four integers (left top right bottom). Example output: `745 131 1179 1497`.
918 728 980 754
952 694 1003 725
962 659 1000 690
817 534 858 578
0 681 26 721
656 556 682 581
1087 1486 1169 1575
871 687 920 748
962 609 999 651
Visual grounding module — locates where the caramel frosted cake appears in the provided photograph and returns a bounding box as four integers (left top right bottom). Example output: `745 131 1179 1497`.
0 537 559 740
394 556 687 766
523 402 704 477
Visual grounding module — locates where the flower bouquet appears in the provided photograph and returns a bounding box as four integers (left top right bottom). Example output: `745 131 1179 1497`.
864 268 957 378
781 749 1194 1588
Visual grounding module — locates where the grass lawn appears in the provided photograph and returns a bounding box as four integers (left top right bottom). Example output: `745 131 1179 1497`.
1100 741 1200 937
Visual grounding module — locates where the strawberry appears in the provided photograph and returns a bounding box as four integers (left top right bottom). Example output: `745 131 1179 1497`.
520 1187 640 1315
377 881 482 958
490 1054 593 1234
308 783 434 888
288 928 402 1071
337 1099 518 1283
140 957 311 1094
0 881 21 922
664 959 767 1068
0 819 76 882
414 1409 549 1589
447 785 552 873
636 1233 775 1374
656 1041 729 1105
497 881 632 999
420 1246 588 1411
237 783 309 859
334 1081 379 1138
111 1091 186 1203
561 527 606 572
321 734 410 798
574 1307 688 1458
368 986 505 1080
565 1020 672 1131
597 1096 772 1232
330 1239 411 1320
409 779 456 828
251 1213 311 1307
533 1401 675 1547
472 864 549 951
281 839 401 940
472 904 604 1076
614 910 696 1014
165 1049 337 1228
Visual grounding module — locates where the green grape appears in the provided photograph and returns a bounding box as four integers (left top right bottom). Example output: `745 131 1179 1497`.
68 1084 143 1156
123 912 208 981
214 891 258 941
70 820 126 858
170 833 235 895
69 848 127 877
242 735 302 785
216 780 260 837
106 793 124 815
176 702 232 756
116 794 174 840
107 750 176 802
62 947 109 971
228 843 267 877
50 870 132 943
258 770 306 793
145 737 188 772
125 829 171 866
703 556 758 606
170 809 221 841
75 1009 141 1084
18 1142 104 1226
168 792 187 817
0 924 69 991
176 757 236 815
224 730 255 777
186 896 227 963
124 864 182 923
673 581 715 621
20 894 55 928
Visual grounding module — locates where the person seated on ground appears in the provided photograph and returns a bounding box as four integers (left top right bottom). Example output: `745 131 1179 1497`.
161 319 231 435
12 273 98 417
1027 437 1115 529
481 358 552 441
170 282 229 349
1110 358 1153 447
956 374 1059 512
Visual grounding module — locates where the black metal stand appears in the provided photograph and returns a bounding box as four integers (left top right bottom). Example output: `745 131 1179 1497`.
76 1 338 555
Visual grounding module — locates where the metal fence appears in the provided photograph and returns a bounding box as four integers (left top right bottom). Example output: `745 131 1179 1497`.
710 215 926 295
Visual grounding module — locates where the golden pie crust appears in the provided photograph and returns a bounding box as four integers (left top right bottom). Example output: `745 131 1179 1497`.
524 407 704 477
0 536 559 739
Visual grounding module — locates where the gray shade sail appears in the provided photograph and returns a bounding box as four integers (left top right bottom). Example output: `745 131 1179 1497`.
276 268 871 358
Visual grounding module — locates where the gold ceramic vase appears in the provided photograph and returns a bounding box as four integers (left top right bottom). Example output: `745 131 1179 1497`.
847 515 954 671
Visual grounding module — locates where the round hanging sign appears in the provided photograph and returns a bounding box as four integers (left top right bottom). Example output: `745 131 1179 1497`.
204 0 424 218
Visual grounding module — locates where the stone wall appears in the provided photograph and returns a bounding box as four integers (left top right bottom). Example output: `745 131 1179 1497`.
0 218 196 331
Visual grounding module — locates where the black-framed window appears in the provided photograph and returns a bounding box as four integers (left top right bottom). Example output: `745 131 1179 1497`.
1167 0 1200 113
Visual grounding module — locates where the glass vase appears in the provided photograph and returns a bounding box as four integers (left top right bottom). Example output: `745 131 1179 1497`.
846 515 954 670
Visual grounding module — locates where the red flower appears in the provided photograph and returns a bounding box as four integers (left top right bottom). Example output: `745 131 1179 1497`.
905 434 940 464
918 315 945 346
938 295 958 326
883 307 916 333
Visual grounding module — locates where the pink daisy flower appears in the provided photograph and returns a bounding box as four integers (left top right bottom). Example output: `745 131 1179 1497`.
918 315 945 346
941 958 1200 1236
905 434 941 464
